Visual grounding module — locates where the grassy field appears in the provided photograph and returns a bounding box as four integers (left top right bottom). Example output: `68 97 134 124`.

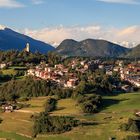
1 66 27 78
20 96 48 113
0 131 31 140
0 67 26 84
37 93 140 140
0 97 48 139
52 98 81 116
0 93 140 140
1 68 17 76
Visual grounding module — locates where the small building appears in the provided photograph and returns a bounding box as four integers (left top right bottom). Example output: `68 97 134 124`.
0 63 7 69
80 61 86 66
136 112 140 117
113 67 120 72
2 104 14 112
98 64 104 69
121 85 133 93
106 71 113 76
65 78 78 88
27 69 35 76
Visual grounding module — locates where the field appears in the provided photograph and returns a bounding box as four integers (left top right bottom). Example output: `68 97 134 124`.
52 98 81 116
1 66 27 80
0 93 140 140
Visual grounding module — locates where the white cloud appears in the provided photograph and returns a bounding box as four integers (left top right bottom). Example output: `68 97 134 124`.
0 0 25 8
97 0 140 4
23 25 140 48
31 0 44 5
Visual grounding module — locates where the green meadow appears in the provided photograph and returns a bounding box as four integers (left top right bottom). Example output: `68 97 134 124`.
0 92 140 140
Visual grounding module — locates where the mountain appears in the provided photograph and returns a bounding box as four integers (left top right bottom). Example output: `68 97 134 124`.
125 44 140 58
56 39 129 57
0 26 54 53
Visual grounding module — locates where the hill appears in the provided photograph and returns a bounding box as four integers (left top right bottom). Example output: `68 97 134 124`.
0 26 54 53
55 39 129 57
125 44 140 58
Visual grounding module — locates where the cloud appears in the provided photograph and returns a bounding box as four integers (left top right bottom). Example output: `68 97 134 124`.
97 0 140 4
0 0 25 8
23 25 140 48
31 0 44 5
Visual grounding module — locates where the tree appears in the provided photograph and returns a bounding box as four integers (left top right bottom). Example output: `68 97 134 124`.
33 112 79 137
44 98 57 112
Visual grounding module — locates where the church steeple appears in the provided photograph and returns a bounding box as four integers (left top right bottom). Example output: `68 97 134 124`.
25 43 30 52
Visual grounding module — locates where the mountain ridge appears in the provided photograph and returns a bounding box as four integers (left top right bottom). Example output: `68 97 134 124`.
55 38 129 57
0 27 54 53
125 44 140 58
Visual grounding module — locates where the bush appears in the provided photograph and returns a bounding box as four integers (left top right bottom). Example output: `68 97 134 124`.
120 118 140 133
120 123 128 131
77 94 102 113
44 98 57 112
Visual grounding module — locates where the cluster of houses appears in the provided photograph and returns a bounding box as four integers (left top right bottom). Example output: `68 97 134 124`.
26 58 140 90
26 59 105 88
120 63 140 88
27 62 78 88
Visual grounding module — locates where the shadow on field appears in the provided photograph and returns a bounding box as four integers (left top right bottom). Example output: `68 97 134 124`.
99 98 129 112
56 107 66 111
81 121 99 126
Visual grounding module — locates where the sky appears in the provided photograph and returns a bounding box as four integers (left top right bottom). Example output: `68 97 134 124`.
0 0 140 47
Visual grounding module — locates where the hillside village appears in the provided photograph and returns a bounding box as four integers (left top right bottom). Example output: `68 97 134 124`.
1 1 140 139
26 58 140 90
0 50 140 140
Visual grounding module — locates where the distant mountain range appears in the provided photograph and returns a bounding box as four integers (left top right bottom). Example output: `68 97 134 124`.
55 39 129 57
0 25 140 58
0 26 54 53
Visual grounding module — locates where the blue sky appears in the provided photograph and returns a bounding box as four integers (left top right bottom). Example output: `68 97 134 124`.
0 0 140 29
0 0 140 47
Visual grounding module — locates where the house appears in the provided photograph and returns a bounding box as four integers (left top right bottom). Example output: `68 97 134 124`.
55 64 64 69
121 85 133 93
45 67 52 72
65 78 78 88
135 111 140 117
98 64 104 69
2 104 14 112
0 63 7 69
113 67 120 72
27 69 35 76
106 71 113 76
80 61 86 66
84 64 89 70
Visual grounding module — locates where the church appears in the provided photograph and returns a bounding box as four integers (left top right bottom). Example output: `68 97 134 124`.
24 43 30 52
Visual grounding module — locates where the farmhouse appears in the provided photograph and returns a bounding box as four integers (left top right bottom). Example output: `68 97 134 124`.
0 63 7 69
135 111 140 117
2 104 14 112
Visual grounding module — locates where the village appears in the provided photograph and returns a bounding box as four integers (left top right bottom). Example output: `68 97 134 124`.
0 55 140 117
26 59 140 90
0 54 140 140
